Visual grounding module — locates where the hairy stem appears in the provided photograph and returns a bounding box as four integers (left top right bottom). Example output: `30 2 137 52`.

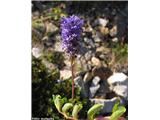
71 56 75 99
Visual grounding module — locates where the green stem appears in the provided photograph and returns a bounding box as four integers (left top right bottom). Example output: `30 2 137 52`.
59 111 75 120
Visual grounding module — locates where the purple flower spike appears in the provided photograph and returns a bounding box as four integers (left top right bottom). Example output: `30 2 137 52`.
61 15 84 56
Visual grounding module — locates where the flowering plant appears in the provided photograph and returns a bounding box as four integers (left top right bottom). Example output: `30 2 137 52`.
61 15 84 56
61 15 84 99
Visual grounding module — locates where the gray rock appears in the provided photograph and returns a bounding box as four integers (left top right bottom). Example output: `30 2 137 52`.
92 76 101 86
42 36 49 41
90 97 119 114
109 25 117 37
77 40 88 55
95 43 100 47
32 11 40 18
84 50 92 61
112 37 118 42
60 69 72 80
84 37 89 42
76 56 90 72
99 54 106 60
54 34 61 41
32 1 44 11
54 41 63 52
89 84 100 98
44 38 54 47
96 46 110 54
74 76 89 98
80 56 88 71
46 23 58 33
83 72 93 83
95 80 110 98
113 85 128 99
107 73 128 99
99 26 109 35
32 47 43 58
74 76 83 86
85 24 93 32
98 18 109 27
111 9 116 16
87 63 92 71
93 32 102 43
94 37 101 43
82 83 90 98
107 73 128 86
32 28 44 40
64 59 70 67
91 57 102 67
84 37 95 48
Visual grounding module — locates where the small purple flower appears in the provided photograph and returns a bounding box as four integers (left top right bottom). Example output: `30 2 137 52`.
61 15 84 56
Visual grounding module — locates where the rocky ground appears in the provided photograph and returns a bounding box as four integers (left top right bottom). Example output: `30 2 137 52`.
32 1 128 119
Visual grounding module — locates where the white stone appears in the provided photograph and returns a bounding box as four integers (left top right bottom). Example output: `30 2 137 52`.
113 85 128 98
107 73 128 99
98 18 109 27
92 76 101 86
60 69 72 80
32 47 43 58
109 25 117 37
89 84 100 98
112 37 118 42
46 23 58 33
107 73 127 85
91 57 102 67
54 41 63 52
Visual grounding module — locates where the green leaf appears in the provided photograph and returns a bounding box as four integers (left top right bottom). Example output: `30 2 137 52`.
87 104 104 120
112 101 120 113
72 104 83 119
62 103 73 117
53 95 64 112
110 106 126 120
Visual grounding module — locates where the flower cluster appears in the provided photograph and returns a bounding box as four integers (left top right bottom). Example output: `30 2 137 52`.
61 15 84 56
